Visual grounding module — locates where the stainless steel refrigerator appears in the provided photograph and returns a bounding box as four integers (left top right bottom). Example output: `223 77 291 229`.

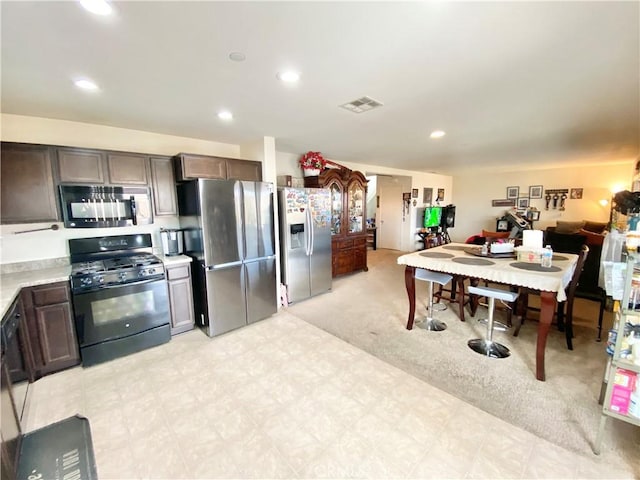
177 179 277 337
278 187 332 303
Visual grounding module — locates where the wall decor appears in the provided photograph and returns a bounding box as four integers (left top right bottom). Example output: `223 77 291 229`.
436 188 445 202
570 188 583 199
412 188 418 198
507 186 519 199
491 199 516 207
527 210 541 221
423 187 433 204
529 185 543 199
517 197 530 209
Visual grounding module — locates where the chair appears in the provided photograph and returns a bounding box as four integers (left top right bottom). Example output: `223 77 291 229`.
514 245 589 350
414 269 453 331
467 285 519 358
557 245 590 350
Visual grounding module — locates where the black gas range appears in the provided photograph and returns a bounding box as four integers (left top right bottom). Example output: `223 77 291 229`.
70 253 165 293
69 234 170 366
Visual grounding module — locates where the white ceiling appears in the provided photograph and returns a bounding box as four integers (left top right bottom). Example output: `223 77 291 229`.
1 1 639 175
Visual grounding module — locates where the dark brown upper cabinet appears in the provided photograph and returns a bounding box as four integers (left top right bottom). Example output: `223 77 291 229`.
56 147 106 183
0 142 59 224
150 156 177 216
173 153 227 181
173 153 262 182
57 147 149 185
227 159 262 181
107 153 148 185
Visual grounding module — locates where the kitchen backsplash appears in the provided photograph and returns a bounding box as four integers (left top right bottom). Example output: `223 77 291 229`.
0 217 180 266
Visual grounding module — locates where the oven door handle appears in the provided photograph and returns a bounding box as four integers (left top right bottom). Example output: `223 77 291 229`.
84 278 163 291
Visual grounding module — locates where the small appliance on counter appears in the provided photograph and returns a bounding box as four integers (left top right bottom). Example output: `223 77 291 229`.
160 228 184 256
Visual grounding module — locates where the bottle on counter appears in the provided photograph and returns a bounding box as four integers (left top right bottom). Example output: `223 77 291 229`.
541 245 553 268
481 242 489 256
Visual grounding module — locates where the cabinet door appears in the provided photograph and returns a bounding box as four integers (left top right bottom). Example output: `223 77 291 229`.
0 142 59 224
329 181 343 236
107 153 148 185
347 180 365 235
226 159 262 181
174 154 227 180
150 156 177 216
166 265 195 335
35 302 79 372
22 282 79 377
56 147 105 183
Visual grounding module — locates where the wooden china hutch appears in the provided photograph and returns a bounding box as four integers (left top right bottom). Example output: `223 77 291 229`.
304 167 368 277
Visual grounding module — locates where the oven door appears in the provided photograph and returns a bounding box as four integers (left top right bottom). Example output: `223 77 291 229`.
72 279 169 348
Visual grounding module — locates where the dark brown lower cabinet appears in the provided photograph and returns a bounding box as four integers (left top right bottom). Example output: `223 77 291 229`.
166 264 195 335
21 282 80 379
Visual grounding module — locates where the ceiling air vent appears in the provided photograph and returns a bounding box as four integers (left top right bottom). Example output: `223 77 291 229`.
339 96 384 113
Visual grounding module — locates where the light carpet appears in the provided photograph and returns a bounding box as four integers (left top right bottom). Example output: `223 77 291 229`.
287 248 640 476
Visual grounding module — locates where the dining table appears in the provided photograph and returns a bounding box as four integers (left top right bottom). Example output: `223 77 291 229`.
397 243 578 381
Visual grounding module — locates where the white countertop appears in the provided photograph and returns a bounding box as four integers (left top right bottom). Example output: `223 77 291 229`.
0 265 72 315
0 255 193 317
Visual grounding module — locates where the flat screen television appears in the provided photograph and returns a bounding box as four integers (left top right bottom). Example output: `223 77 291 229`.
424 206 442 229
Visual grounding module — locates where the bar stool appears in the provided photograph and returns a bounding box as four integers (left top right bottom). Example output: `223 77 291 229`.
415 269 453 331
467 285 519 358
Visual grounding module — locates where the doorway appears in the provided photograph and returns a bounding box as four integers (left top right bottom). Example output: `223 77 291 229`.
374 175 412 250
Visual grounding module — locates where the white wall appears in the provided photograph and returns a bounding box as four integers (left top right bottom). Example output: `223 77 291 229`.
274 151 453 252
0 115 452 263
452 163 634 242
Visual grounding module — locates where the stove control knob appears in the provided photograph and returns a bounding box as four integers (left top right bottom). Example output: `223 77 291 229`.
119 272 128 281
96 276 104 284
147 268 155 276
81 277 92 286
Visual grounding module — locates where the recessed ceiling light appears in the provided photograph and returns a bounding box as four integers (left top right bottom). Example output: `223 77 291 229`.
217 110 233 121
430 130 446 139
277 71 300 83
229 52 246 62
79 0 112 16
74 78 99 91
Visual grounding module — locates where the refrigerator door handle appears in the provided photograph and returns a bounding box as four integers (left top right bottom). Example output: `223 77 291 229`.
236 181 246 260
308 206 315 255
206 260 243 271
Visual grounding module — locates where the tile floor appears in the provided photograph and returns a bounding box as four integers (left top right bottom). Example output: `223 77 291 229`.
24 312 634 479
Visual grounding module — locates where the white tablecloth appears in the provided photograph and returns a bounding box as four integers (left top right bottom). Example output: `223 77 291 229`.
397 243 578 302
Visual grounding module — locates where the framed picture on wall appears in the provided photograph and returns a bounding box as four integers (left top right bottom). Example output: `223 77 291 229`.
437 188 445 201
507 186 519 199
529 185 543 199
423 188 433 204
411 188 418 198
517 197 530 209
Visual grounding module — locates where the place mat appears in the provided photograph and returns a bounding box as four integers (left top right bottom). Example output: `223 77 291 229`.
510 262 561 272
419 251 454 258
452 257 495 266
441 245 469 251
553 255 569 261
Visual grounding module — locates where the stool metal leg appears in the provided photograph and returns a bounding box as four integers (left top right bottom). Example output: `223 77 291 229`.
468 297 510 358
417 281 447 331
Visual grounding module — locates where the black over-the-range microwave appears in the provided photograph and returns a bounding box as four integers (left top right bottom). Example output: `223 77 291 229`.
59 185 153 228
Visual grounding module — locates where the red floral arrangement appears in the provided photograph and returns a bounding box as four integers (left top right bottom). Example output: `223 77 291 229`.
299 151 327 170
